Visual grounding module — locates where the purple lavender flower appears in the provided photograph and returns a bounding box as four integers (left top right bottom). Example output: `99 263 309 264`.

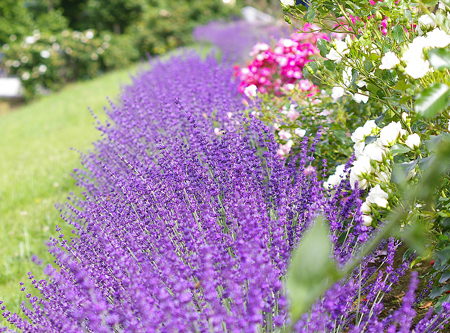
1 51 449 332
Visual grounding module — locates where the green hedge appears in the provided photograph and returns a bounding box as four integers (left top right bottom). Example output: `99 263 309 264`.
1 0 242 99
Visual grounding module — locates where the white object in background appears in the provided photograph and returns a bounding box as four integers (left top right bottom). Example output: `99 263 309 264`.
241 6 275 23
0 77 23 97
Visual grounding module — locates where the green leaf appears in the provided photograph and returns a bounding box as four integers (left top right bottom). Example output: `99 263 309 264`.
316 39 329 58
418 155 437 171
391 144 410 155
428 48 450 71
439 271 450 283
392 25 405 43
364 135 377 144
415 83 450 119
399 222 429 255
434 246 450 270
391 160 418 184
430 285 450 299
287 218 341 323
306 7 316 23
324 60 335 71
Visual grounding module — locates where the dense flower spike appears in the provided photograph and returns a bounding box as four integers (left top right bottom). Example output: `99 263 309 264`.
2 51 450 332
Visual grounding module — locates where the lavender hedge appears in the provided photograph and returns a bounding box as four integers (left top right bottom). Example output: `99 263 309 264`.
193 21 289 62
2 51 450 332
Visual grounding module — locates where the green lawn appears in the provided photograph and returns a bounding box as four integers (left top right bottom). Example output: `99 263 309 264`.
0 63 140 315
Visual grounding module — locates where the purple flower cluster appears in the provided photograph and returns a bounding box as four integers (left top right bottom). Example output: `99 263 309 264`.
1 51 450 332
193 20 289 62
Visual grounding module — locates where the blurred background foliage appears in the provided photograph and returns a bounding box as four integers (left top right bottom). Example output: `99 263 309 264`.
1 0 286 99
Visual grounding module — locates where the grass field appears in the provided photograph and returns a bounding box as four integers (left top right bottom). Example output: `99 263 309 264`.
0 63 141 315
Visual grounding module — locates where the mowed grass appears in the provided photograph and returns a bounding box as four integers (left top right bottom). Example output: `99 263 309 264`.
0 63 141 315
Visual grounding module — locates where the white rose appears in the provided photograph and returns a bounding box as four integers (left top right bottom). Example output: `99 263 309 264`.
418 14 436 30
349 156 373 189
277 140 293 157
324 174 340 189
360 201 372 214
362 215 373 226
287 105 300 121
405 133 421 150
244 84 257 98
294 128 306 137
331 86 345 101
375 171 390 183
426 28 450 48
367 185 389 208
379 51 400 70
354 141 365 159
280 0 295 6
363 143 385 162
326 40 350 62
343 66 352 86
353 91 369 104
404 58 431 79
351 120 378 144
379 122 402 147
279 129 292 140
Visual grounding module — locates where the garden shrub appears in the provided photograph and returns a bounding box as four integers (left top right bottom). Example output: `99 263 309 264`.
2 51 450 332
1 0 241 99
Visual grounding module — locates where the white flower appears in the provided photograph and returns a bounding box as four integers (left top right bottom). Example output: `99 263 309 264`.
280 0 295 6
331 86 345 101
343 67 352 86
379 52 400 70
250 43 270 56
375 171 390 183
367 185 389 208
85 30 94 39
214 128 224 136
273 123 280 131
363 143 385 162
323 164 346 189
362 215 373 226
40 50 51 59
379 122 402 147
38 64 47 74
354 141 365 159
279 129 292 140
326 40 349 62
244 84 257 98
360 201 372 214
287 105 300 121
294 128 306 137
405 133 421 150
353 91 369 103
21 72 30 80
418 14 436 30
427 28 450 48
277 140 293 157
406 168 416 181
402 112 408 122
281 39 295 48
404 58 430 79
24 36 36 44
351 120 378 144
448 119 450 132
350 156 373 189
